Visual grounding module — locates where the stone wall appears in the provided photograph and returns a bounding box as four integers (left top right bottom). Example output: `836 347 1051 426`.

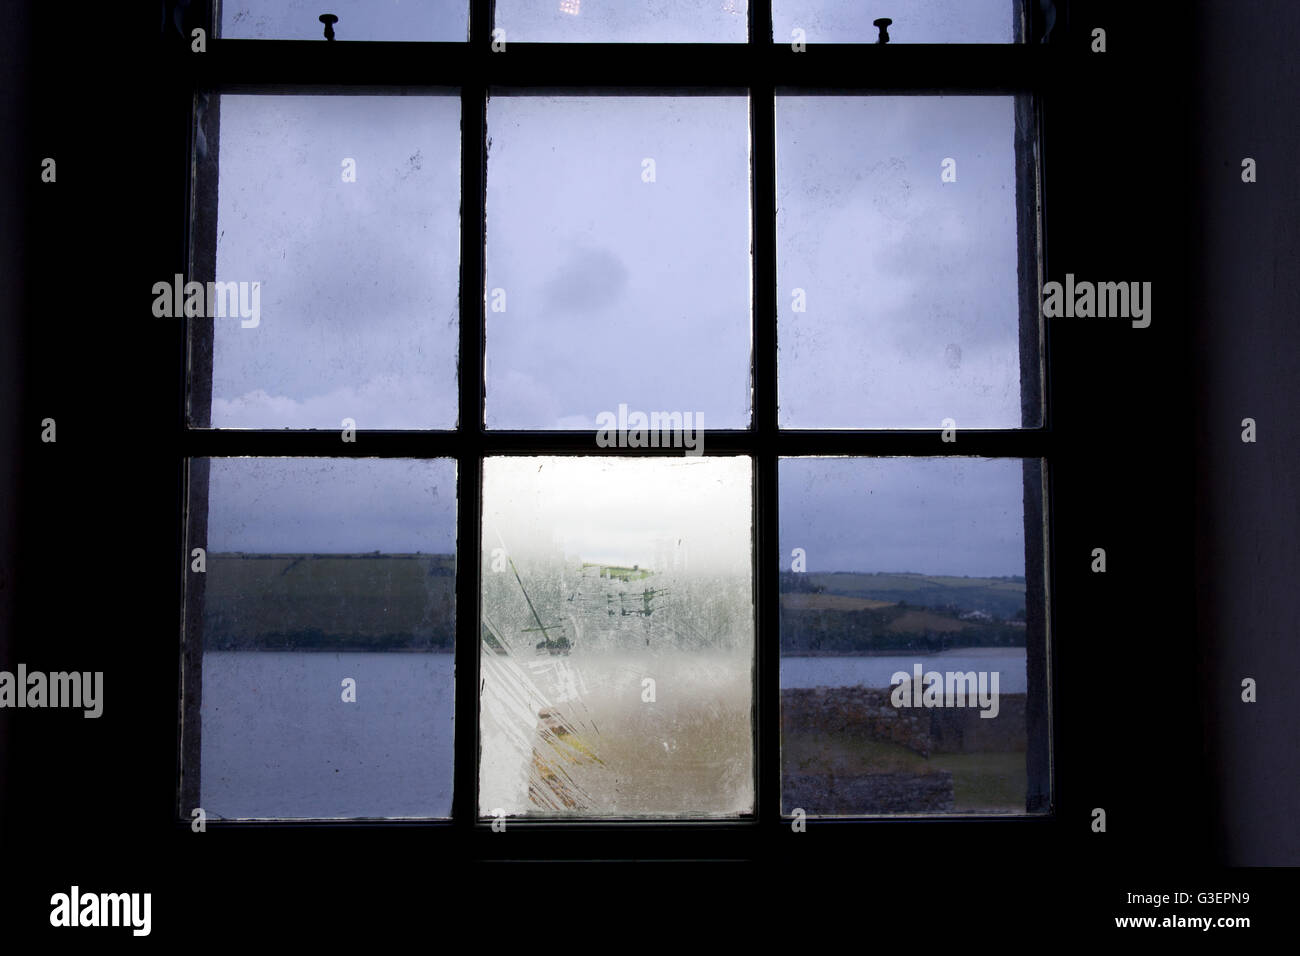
782 686 1027 756
785 771 954 815
782 686 934 755
780 686 1028 813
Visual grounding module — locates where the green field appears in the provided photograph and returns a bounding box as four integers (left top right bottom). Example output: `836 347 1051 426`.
780 571 1027 653
784 730 1026 812
799 571 1026 618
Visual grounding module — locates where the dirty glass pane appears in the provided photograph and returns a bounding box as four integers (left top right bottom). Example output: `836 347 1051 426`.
219 1 469 41
494 1 749 43
479 457 754 818
772 1 1023 44
779 457 1033 815
777 95 1026 428
201 94 460 429
485 94 752 429
196 457 456 819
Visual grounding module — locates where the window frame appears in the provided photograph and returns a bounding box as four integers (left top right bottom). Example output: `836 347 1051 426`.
176 0 1063 858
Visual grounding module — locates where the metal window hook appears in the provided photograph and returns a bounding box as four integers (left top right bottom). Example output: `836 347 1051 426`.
319 13 338 41
873 18 892 44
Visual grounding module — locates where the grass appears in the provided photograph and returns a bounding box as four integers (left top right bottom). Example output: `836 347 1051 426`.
799 571 1027 620
929 752 1027 812
784 730 1026 812
780 592 895 611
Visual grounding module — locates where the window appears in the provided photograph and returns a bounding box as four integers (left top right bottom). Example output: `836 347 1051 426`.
179 0 1056 850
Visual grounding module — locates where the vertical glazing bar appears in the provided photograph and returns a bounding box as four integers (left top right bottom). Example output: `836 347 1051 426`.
1018 85 1052 814
179 80 219 817
1024 457 1052 813
750 0 779 833
454 0 491 830
1016 92 1044 429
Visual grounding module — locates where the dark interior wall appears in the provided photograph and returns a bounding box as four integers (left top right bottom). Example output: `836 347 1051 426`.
0 0 31 844
1193 1 1300 867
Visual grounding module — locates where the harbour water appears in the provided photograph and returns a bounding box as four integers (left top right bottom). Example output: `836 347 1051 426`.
200 645 1026 819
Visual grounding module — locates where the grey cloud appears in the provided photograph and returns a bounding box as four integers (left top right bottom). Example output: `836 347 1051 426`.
542 246 630 313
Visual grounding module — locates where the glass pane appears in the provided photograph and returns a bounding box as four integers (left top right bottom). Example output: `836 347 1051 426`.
780 457 1035 815
220 1 469 41
777 95 1026 428
494 1 748 43
485 95 752 429
195 457 457 818
773 1 1022 44
479 456 754 818
198 94 460 429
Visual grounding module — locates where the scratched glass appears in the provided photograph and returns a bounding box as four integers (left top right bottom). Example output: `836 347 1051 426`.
479 456 754 818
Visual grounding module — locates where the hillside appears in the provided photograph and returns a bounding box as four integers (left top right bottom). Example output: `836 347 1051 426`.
791 571 1026 619
202 553 456 651
781 571 1027 654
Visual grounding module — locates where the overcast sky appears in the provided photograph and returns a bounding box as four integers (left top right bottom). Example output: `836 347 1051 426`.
481 456 751 573
204 6 1028 567
220 1 469 41
209 90 1023 430
485 94 752 429
220 2 1018 44
205 458 458 553
203 454 1026 578
773 1 1016 43
780 456 1026 576
211 94 462 429
777 95 1022 427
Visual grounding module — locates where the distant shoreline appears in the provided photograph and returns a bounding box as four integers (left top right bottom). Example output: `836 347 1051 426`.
203 646 1025 656
204 646 455 653
782 646 1026 658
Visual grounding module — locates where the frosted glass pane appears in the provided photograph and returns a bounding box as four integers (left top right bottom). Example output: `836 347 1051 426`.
779 457 1033 815
777 95 1024 428
479 456 754 818
495 0 748 43
485 95 751 429
204 94 460 429
773 0 1021 43
197 457 457 819
220 1 469 41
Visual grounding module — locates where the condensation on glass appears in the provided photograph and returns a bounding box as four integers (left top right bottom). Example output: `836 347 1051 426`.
484 94 752 429
772 1 1024 44
196 94 460 429
218 1 469 41
479 457 754 818
494 0 749 43
193 457 457 819
778 456 1036 816
777 95 1031 428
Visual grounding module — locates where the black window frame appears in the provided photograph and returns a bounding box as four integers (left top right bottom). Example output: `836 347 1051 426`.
174 0 1066 862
